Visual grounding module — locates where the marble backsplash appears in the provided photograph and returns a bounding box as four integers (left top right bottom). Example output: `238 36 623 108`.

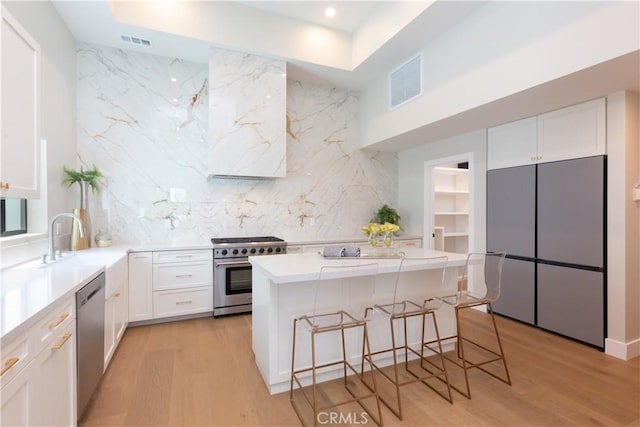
76 43 397 244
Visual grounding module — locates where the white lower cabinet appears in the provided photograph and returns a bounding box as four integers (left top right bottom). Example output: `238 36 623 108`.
104 255 129 370
1 359 36 426
128 250 213 323
153 286 213 318
1 297 76 427
151 250 212 319
35 318 76 426
128 252 153 322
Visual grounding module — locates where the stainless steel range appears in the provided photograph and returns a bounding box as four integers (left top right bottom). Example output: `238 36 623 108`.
212 236 287 317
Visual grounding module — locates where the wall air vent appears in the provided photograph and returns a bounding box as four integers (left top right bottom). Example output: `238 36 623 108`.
389 52 422 110
120 35 151 47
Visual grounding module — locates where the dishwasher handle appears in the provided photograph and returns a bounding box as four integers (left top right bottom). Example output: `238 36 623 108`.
77 272 106 309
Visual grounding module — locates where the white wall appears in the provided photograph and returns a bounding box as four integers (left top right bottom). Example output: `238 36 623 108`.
0 1 77 267
360 1 640 148
398 129 486 251
605 91 640 360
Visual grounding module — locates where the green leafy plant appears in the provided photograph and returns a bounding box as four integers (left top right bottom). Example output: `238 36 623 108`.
374 204 400 226
62 164 103 193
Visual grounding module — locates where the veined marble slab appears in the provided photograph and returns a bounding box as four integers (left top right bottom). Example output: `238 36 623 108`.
76 43 397 245
208 47 286 178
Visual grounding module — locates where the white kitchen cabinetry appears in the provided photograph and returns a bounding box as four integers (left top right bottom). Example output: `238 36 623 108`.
1 297 76 427
152 250 212 319
432 166 469 254
128 252 152 322
395 239 422 248
537 98 606 163
0 6 41 199
488 98 606 170
128 250 213 324
104 255 128 370
487 117 537 170
0 329 33 426
34 317 76 427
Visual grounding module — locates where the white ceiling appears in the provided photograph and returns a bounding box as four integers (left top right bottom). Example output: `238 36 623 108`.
52 1 486 90
239 1 378 33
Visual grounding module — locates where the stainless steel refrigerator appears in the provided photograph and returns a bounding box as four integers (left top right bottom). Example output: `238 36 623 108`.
487 156 606 348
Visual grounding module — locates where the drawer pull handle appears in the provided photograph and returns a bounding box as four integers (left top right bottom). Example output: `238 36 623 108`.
1 357 19 376
51 333 72 350
176 255 193 258
176 300 193 305
0 182 9 190
175 274 193 278
49 312 70 328
114 292 121 298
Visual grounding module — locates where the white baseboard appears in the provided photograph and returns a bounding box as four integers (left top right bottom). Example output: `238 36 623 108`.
605 337 640 360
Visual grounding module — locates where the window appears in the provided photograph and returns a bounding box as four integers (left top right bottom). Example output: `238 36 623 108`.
1 198 27 236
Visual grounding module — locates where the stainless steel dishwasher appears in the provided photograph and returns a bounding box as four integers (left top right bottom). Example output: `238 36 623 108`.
76 272 105 418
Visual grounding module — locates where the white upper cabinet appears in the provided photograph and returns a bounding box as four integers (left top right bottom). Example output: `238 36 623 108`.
0 7 40 199
487 117 537 170
208 47 286 179
537 98 606 163
488 98 606 170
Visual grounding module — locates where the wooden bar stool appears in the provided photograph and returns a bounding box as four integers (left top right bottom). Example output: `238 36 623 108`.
290 262 383 427
362 256 452 420
425 251 511 399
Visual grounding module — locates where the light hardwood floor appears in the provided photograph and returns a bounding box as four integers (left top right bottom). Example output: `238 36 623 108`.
80 310 639 426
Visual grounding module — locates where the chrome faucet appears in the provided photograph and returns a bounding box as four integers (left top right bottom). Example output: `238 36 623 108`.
46 213 85 263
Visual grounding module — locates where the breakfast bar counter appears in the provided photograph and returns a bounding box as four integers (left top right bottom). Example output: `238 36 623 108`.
249 248 467 394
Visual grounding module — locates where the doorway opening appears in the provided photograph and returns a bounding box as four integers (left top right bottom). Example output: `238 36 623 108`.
424 153 473 254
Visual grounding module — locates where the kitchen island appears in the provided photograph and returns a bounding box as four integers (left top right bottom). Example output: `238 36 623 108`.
250 248 467 394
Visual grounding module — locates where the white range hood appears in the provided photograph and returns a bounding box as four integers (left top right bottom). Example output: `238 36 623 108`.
207 47 287 179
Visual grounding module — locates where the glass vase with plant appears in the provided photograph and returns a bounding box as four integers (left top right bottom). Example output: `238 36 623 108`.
62 164 103 249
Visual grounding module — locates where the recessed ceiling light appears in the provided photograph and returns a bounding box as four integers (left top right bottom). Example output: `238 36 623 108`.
325 7 336 18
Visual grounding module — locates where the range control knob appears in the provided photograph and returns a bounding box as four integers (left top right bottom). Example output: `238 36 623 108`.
267 248 273 253
241 248 248 255
250 248 256 254
275 247 281 253
232 249 239 255
221 249 228 256
259 248 265 254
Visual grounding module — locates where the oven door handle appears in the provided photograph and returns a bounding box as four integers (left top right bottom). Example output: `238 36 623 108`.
215 260 251 268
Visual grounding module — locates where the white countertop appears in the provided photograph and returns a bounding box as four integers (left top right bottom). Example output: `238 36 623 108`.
286 234 422 246
249 247 467 284
0 247 128 346
128 241 214 252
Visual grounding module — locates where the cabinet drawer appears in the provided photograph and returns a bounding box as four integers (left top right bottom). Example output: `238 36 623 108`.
396 239 422 248
0 331 30 387
34 299 75 349
152 261 212 291
153 250 211 264
153 286 213 318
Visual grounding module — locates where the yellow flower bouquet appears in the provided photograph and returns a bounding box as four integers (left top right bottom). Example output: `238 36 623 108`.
361 222 382 246
362 222 400 247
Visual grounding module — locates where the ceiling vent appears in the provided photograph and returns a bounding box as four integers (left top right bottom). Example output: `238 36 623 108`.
389 52 422 110
120 35 151 47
